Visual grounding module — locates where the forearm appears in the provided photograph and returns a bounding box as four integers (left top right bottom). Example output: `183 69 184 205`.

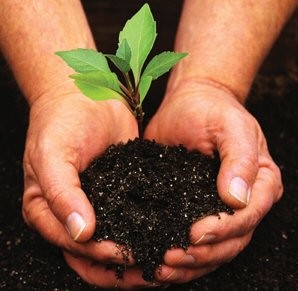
168 0 297 103
0 0 95 105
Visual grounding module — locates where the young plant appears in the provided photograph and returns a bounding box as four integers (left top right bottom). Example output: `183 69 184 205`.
56 3 187 137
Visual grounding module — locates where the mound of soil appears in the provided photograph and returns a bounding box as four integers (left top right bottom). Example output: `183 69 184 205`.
80 139 233 281
0 1 297 290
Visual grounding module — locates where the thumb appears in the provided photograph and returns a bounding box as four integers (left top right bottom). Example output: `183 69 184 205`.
216 117 259 209
38 157 96 242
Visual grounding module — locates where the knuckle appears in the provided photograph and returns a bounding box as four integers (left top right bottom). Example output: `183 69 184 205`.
251 206 266 226
215 217 229 237
236 211 259 236
195 245 211 262
235 237 247 254
241 156 259 174
269 160 282 183
231 237 248 259
271 163 284 202
46 181 67 210
260 158 284 203
227 156 258 176
22 187 40 229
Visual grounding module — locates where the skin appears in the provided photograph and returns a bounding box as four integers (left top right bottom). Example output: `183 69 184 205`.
0 0 297 289
0 0 147 289
145 0 297 284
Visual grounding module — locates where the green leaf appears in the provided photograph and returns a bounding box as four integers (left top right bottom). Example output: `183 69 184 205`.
138 75 152 104
55 48 111 73
116 39 131 64
106 54 131 73
74 80 123 101
71 71 121 93
143 51 188 80
119 4 156 84
70 71 123 100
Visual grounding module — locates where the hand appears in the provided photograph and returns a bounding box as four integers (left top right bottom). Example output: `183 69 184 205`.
145 80 283 284
22 91 157 289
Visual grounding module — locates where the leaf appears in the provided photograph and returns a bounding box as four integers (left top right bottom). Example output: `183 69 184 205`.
55 48 111 73
106 54 131 73
143 51 188 80
119 4 156 84
74 80 123 101
70 71 123 100
71 71 121 93
116 39 131 64
138 75 152 104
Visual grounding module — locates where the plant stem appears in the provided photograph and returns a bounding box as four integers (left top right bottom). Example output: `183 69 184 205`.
123 72 134 95
135 105 144 139
119 82 136 108
119 82 131 98
133 90 143 138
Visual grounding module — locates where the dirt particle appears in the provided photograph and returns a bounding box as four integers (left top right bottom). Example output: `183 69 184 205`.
80 139 233 281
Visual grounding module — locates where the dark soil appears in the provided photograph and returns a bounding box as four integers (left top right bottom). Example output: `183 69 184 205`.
80 139 233 281
0 1 297 290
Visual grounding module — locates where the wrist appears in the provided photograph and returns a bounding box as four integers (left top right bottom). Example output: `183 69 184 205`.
26 76 80 108
168 0 298 105
165 76 247 105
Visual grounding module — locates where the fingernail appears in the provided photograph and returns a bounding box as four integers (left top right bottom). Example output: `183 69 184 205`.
228 177 250 205
180 254 196 264
66 212 86 241
194 233 216 245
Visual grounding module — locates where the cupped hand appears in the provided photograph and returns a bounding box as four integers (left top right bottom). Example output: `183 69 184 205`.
22 91 157 289
145 80 283 284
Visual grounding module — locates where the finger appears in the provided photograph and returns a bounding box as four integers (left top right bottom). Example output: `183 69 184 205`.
155 263 218 284
216 111 260 209
22 186 136 265
164 231 253 268
64 252 160 290
28 151 96 242
189 162 281 245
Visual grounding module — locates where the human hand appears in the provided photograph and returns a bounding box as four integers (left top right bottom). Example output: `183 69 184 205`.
145 80 283 284
22 91 159 289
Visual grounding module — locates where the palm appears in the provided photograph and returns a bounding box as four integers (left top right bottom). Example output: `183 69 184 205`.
22 94 144 288
145 84 234 155
144 82 282 284
27 94 138 171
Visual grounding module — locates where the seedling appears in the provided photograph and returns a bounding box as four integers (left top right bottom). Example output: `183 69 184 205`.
56 4 187 137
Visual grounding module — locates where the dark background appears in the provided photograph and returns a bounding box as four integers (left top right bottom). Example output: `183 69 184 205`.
0 1 297 290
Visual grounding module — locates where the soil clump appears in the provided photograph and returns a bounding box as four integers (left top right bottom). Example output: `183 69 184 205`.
80 139 233 281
